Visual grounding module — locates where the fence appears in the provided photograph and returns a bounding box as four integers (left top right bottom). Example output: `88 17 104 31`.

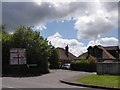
97 60 120 75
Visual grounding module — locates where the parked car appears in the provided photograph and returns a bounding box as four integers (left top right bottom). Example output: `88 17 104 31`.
61 63 70 69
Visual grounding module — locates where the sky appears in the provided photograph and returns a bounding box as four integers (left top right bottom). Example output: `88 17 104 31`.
2 0 120 56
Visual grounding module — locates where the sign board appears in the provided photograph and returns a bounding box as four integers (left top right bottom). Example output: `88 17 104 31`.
10 48 26 65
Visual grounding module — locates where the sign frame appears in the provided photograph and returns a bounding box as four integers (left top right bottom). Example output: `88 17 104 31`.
10 48 26 65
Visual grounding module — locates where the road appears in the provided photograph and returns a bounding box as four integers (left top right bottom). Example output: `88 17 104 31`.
2 69 104 90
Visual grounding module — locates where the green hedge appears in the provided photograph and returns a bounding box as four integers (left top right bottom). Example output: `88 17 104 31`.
3 65 49 77
70 60 96 72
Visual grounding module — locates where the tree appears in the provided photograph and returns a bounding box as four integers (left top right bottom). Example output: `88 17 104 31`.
2 26 52 74
0 25 7 34
49 46 60 69
0 25 7 44
2 31 13 70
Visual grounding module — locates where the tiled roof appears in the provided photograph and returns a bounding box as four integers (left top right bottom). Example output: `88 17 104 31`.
78 52 88 59
85 45 119 60
57 47 78 61
102 46 119 51
97 45 116 59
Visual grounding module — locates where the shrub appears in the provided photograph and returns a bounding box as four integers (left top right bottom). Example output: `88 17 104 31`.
70 58 96 72
88 55 97 64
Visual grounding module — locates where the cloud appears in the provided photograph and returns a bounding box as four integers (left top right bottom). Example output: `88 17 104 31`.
1 1 119 57
87 37 118 47
3 2 86 32
2 1 118 40
74 2 118 40
48 33 118 56
32 24 47 31
47 32 87 57
74 14 116 39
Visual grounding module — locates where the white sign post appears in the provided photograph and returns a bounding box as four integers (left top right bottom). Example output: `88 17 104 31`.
10 48 26 65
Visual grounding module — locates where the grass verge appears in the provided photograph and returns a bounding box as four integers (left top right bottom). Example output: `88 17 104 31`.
77 74 120 88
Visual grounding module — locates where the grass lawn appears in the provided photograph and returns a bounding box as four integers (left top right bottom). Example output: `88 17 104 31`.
77 74 120 88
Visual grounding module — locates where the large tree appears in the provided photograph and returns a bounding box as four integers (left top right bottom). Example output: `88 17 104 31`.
2 26 52 74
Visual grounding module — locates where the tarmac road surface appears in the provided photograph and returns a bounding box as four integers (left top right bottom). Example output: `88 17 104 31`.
2 69 105 90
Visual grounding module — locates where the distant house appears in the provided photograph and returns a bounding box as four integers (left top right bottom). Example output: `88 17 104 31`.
86 45 120 75
57 47 78 64
87 45 119 61
103 46 119 59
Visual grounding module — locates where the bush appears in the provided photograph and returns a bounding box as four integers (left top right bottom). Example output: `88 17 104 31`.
70 58 96 72
88 55 97 64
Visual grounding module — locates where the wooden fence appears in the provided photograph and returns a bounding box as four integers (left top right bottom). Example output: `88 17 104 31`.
97 60 120 75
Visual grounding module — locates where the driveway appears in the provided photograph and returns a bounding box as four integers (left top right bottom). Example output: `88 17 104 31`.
2 69 104 89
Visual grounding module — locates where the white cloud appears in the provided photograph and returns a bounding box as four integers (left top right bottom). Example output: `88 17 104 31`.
3 1 118 44
74 2 118 40
32 24 47 31
87 37 118 47
47 32 87 57
51 32 62 38
1 1 119 59
48 33 118 56
74 14 116 39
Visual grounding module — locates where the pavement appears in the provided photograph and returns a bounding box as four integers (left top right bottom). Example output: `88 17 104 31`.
2 69 105 90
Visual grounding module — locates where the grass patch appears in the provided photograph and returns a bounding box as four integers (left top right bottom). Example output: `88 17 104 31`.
77 74 120 88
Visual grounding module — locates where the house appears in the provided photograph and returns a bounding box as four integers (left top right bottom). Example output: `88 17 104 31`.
103 46 119 59
87 45 119 61
86 45 120 75
57 47 78 64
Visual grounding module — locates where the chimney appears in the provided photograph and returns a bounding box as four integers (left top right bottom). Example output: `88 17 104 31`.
65 45 69 57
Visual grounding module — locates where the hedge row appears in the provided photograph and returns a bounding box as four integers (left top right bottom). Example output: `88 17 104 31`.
70 60 96 72
3 65 49 77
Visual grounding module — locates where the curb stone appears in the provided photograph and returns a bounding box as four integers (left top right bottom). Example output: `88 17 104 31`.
60 79 120 90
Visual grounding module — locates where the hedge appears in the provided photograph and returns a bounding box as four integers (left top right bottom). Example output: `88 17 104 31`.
2 65 49 77
70 60 96 72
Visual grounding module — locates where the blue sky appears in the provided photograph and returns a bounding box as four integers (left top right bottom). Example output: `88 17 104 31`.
40 20 93 46
41 20 77 39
